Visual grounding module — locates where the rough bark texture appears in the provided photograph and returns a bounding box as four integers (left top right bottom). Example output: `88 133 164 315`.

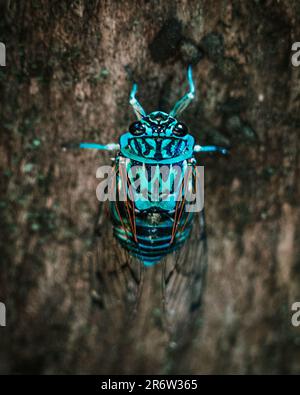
1 0 300 374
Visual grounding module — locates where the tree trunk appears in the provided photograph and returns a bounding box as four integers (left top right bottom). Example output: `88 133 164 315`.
1 0 300 374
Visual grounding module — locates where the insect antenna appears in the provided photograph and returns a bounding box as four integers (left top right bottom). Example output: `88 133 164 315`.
129 82 147 120
170 65 195 117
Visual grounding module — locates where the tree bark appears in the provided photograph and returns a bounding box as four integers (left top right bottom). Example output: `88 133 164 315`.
1 0 300 374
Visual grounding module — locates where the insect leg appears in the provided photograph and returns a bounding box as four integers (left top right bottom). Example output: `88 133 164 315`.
194 145 228 155
79 142 120 151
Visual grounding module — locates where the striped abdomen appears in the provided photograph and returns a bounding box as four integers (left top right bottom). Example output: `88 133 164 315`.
110 203 194 266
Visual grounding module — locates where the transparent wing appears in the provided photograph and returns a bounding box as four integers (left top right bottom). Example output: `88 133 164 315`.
88 202 144 322
161 210 207 341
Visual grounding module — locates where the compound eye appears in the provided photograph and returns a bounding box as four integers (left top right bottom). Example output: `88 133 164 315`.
129 121 146 136
173 122 188 137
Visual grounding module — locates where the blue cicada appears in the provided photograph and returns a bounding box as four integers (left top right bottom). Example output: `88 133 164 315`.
76 66 227 331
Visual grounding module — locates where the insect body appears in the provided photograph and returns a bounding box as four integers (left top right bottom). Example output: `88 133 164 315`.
79 66 227 266
110 110 196 266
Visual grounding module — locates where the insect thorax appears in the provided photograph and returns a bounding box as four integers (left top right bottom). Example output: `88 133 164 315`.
120 111 195 165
